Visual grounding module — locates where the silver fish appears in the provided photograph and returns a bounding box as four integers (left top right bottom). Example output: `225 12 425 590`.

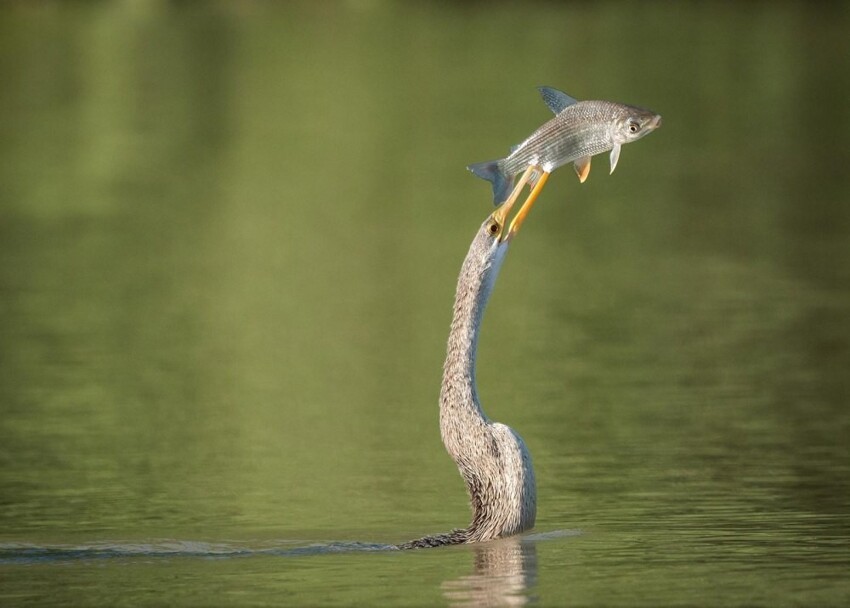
468 86 662 204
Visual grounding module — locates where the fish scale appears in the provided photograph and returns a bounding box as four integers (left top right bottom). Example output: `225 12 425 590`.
468 88 661 204
509 103 616 172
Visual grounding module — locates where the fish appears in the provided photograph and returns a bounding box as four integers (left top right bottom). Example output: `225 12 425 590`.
468 86 662 204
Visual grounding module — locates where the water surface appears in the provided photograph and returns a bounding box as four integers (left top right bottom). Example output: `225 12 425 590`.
1 1 848 606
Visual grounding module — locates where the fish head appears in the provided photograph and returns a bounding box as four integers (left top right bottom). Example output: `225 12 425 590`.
612 105 662 145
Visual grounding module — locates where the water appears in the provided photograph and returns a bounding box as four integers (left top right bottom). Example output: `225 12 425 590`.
1 1 849 606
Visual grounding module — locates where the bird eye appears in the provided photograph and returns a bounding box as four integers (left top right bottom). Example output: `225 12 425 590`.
488 221 500 235
628 121 640 134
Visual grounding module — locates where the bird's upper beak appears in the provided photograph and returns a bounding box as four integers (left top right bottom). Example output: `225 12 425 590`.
492 166 549 242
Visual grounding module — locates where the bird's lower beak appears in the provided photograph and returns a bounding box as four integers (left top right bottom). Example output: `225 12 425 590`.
493 165 549 242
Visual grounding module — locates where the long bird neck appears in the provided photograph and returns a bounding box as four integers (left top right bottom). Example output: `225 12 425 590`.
398 227 536 550
441 234 507 434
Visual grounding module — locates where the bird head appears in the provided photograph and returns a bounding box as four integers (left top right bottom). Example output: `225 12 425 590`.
485 173 544 244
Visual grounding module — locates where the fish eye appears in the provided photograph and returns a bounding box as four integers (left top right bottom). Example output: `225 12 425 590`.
488 221 500 235
628 121 640 134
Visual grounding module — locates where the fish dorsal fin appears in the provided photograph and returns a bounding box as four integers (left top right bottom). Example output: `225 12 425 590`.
538 86 579 115
510 144 520 153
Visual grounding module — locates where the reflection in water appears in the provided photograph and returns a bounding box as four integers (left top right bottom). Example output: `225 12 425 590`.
0 1 849 606
442 537 538 608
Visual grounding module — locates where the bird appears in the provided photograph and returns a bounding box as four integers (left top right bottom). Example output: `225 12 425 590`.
399 166 547 549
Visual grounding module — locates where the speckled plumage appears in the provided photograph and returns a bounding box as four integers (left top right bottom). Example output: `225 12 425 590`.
399 218 536 550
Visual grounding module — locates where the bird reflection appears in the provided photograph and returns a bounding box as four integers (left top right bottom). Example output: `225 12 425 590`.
441 536 538 607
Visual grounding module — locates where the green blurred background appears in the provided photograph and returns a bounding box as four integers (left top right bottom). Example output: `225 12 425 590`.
1 1 848 606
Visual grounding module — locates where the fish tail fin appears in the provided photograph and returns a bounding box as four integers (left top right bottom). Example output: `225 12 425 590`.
467 159 513 206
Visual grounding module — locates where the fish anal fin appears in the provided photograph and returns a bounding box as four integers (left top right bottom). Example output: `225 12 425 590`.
538 86 579 115
574 156 591 183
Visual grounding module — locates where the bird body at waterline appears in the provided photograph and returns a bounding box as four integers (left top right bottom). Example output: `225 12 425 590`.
468 86 662 204
400 167 546 549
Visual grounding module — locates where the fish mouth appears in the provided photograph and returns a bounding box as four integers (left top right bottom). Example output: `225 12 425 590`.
650 115 662 129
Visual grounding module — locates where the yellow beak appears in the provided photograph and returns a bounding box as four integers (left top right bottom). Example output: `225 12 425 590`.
492 165 550 241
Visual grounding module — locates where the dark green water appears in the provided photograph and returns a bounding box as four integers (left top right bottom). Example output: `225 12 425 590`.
1 1 849 606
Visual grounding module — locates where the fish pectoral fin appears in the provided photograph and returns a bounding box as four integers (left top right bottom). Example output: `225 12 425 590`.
527 166 542 188
609 144 621 175
538 86 579 115
574 156 591 183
